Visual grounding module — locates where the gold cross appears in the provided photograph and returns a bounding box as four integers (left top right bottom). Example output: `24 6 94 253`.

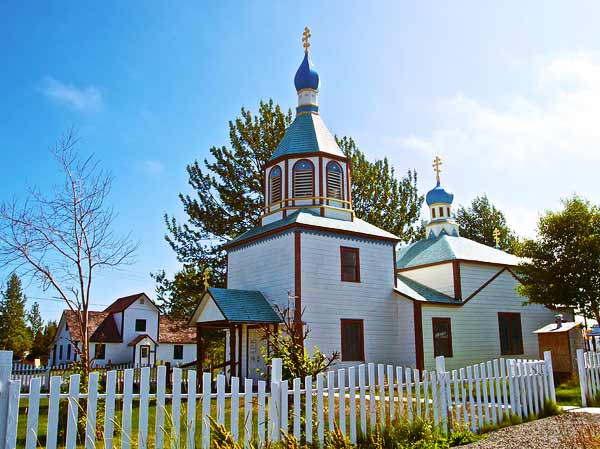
302 26 311 52
493 228 501 248
432 156 442 182
202 267 212 290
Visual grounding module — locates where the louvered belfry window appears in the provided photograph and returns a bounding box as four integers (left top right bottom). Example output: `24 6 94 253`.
270 166 282 204
293 159 314 198
326 161 343 200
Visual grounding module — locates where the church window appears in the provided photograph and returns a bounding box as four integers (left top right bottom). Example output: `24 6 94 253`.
326 161 343 200
341 319 364 361
340 246 360 282
269 166 282 204
439 207 444 217
432 208 436 219
432 318 453 357
498 313 523 355
447 207 450 216
95 343 106 360
293 159 314 198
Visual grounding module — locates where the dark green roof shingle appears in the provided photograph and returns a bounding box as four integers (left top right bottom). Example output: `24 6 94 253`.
208 288 282 323
395 275 460 304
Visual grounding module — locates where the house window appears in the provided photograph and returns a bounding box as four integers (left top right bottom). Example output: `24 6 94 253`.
326 161 343 200
135 319 147 332
293 159 314 198
52 345 57 365
498 313 523 355
341 319 364 361
269 166 282 204
432 318 453 357
66 344 72 361
174 345 184 360
59 345 63 360
95 343 105 360
340 247 360 282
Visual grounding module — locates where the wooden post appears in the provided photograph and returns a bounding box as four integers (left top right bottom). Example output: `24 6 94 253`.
0 350 12 449
577 349 587 407
230 325 236 380
197 325 204 387
165 362 172 391
543 351 556 403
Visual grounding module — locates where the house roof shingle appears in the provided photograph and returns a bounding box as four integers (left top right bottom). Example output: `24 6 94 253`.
227 209 398 248
199 288 283 324
103 293 146 313
64 311 122 343
395 275 460 305
159 317 196 344
396 234 521 269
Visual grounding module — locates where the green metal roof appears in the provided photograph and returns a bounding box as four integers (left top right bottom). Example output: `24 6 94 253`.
270 113 345 160
395 275 460 305
227 209 399 247
207 288 282 323
396 234 521 269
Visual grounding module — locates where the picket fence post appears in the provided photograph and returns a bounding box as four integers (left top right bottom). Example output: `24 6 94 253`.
577 349 587 407
270 358 283 441
543 351 556 403
0 350 12 449
435 356 449 434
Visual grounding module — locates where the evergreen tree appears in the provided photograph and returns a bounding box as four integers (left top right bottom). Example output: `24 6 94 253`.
156 100 424 315
517 196 600 322
29 319 58 362
337 137 423 243
28 302 44 339
455 195 518 251
0 274 32 357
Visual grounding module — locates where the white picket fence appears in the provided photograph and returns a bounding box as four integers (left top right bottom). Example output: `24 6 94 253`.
0 350 556 449
577 348 600 407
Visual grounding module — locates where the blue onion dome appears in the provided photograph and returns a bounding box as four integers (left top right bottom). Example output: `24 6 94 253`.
426 181 454 205
294 52 320 91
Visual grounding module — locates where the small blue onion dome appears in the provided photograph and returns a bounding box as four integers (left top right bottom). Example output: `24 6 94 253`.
426 181 454 205
294 52 320 91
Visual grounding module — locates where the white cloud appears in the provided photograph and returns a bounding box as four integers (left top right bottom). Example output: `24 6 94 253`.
40 76 103 111
139 160 164 175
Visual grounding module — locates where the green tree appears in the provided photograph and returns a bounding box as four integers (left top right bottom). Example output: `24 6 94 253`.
517 196 600 322
456 195 518 251
0 274 32 357
28 302 44 339
337 137 424 243
156 101 424 315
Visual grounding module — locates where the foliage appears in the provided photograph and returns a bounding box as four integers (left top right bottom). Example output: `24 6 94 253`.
516 196 600 322
556 376 583 406
260 305 339 380
208 414 477 449
157 101 426 316
28 302 44 339
455 195 518 251
0 273 31 357
337 137 424 243
27 319 57 361
0 130 137 371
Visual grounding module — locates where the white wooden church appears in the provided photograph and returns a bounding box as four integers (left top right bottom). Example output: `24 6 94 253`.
190 32 568 378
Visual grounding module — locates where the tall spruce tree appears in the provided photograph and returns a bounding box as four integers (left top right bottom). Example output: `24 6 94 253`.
156 100 424 316
0 274 31 357
455 195 518 251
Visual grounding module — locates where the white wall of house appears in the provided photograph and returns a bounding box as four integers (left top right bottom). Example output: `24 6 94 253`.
420 269 569 371
90 343 127 367
156 343 196 366
460 262 502 299
300 231 415 368
401 263 455 297
228 232 295 310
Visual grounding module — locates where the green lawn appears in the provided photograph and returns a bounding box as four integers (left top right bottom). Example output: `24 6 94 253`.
555 377 583 407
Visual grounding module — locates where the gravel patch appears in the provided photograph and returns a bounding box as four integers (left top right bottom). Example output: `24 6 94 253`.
461 412 600 449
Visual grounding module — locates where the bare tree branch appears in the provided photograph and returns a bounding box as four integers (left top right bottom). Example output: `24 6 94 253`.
0 129 139 371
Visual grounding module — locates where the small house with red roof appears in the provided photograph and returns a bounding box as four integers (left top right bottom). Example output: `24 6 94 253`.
50 293 196 367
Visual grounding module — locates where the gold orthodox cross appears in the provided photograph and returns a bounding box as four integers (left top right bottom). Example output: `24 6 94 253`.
432 156 442 182
302 26 311 52
202 267 212 290
493 228 501 248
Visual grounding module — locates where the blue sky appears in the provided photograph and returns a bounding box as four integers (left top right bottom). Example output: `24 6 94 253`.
2 1 600 321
